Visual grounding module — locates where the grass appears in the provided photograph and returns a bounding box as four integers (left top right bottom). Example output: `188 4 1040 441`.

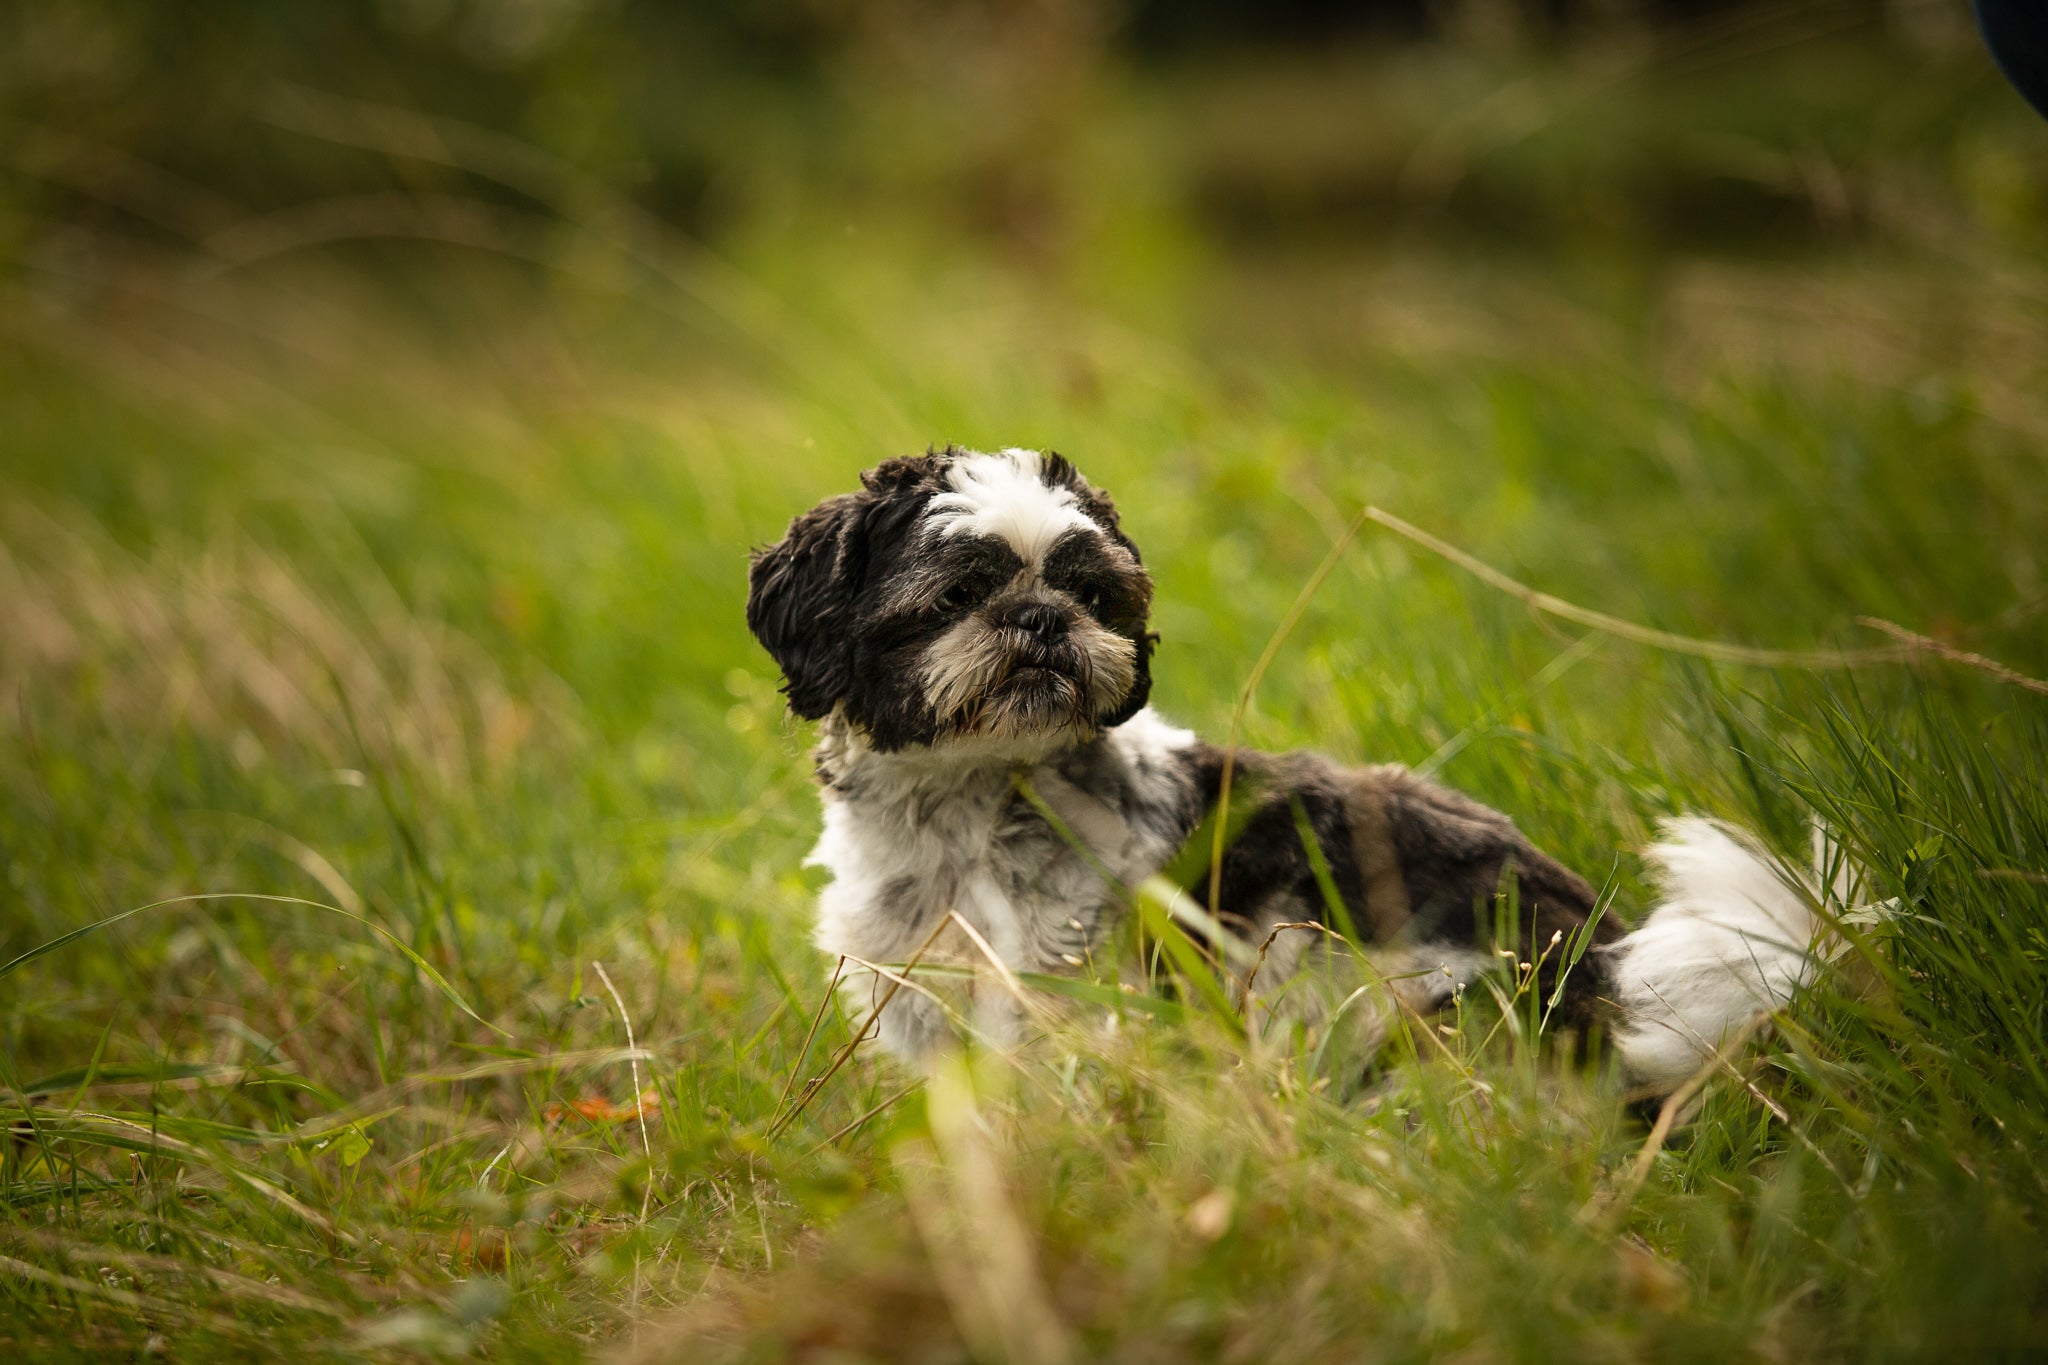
5 15 2048 1361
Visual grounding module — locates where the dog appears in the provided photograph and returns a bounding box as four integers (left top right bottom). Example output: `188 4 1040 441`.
746 446 1825 1087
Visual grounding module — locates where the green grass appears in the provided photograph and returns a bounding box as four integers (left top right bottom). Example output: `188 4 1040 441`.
6 19 2048 1361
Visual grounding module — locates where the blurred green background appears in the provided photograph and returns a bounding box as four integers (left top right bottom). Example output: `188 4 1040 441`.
8 0 2044 744
6 2 2048 1360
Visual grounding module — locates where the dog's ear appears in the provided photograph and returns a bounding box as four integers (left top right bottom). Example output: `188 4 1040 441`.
747 491 871 720
1102 630 1155 727
1042 451 1155 728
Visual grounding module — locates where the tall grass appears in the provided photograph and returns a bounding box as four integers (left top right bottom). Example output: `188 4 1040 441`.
5 21 2048 1361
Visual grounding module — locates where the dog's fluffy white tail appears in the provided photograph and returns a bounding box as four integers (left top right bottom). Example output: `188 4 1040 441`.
1607 818 1826 1090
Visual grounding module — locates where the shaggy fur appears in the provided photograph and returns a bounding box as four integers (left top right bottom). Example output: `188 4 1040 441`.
1611 819 1824 1087
748 447 1826 1086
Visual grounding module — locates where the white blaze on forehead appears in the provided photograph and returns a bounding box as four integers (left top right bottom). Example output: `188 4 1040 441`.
926 448 1098 562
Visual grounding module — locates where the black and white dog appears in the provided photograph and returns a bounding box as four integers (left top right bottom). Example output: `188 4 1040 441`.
747 447 1822 1087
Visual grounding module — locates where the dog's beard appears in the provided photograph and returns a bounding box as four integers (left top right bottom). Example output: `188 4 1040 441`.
919 612 1137 741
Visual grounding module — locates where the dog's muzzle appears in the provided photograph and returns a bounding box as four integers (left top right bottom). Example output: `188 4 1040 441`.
920 593 1131 738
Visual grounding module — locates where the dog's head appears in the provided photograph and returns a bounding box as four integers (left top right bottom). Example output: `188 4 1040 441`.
747 447 1155 753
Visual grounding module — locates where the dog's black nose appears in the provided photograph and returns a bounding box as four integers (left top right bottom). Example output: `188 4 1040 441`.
1003 601 1067 642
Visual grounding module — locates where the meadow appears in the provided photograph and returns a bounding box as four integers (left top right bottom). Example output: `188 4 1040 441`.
5 9 2048 1360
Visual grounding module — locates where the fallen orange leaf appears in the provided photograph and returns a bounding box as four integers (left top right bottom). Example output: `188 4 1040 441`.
451 1226 509 1270
542 1089 661 1125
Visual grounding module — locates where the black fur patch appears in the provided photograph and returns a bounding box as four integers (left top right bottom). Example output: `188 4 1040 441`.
1173 748 1366 940
746 490 874 721
1169 745 1623 1024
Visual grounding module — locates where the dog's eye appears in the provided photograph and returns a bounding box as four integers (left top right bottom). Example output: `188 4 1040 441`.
935 584 973 614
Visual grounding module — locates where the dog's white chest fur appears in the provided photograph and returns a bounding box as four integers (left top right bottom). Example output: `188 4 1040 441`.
804 708 1199 1055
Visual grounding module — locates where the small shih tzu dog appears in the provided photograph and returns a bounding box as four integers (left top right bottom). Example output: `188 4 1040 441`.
747 447 1822 1089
